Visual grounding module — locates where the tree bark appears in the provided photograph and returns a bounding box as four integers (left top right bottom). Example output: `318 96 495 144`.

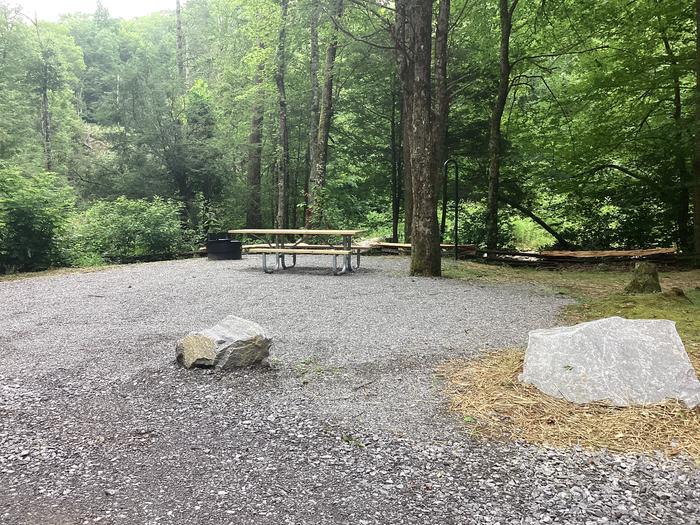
694 0 700 265
390 85 401 242
408 0 440 276
486 0 517 250
307 0 344 227
395 0 413 242
433 0 449 187
246 55 264 228
305 0 321 227
275 0 290 228
434 0 450 241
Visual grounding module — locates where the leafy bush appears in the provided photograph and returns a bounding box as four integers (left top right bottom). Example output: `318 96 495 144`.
67 196 191 263
0 167 76 273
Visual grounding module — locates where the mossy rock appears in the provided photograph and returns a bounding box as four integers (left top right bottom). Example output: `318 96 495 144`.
624 261 661 294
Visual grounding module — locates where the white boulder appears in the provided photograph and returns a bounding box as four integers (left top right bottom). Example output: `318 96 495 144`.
520 317 700 408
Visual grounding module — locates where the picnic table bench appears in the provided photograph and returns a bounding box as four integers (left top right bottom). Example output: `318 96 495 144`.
229 229 364 275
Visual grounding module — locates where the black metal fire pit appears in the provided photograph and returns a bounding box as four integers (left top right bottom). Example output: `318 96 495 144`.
207 233 242 261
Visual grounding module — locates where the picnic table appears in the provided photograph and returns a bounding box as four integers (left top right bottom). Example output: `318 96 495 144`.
229 229 364 275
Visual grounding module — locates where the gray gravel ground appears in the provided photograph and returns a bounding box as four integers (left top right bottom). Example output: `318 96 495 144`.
0 256 698 525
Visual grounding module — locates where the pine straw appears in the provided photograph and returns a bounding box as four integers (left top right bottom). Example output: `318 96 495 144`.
439 349 700 463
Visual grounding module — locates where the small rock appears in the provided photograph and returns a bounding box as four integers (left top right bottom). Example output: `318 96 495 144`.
175 315 272 369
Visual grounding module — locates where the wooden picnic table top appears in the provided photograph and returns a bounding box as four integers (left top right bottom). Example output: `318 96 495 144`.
229 228 364 236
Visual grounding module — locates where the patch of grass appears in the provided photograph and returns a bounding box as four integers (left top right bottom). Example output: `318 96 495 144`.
292 356 342 384
443 260 700 301
566 290 700 362
444 261 700 358
440 350 700 463
0 264 116 284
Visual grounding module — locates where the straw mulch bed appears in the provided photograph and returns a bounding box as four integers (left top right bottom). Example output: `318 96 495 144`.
440 349 700 463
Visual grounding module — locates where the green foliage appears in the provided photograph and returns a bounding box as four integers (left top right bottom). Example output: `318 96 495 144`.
67 196 191 263
0 0 697 270
0 167 76 272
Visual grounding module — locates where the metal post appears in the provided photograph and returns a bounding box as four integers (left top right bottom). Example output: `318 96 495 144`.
443 159 459 260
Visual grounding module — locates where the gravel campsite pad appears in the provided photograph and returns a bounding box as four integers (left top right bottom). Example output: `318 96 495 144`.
0 257 698 524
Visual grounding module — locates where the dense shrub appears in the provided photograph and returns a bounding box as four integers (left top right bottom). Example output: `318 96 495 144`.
0 168 76 273
67 196 191 263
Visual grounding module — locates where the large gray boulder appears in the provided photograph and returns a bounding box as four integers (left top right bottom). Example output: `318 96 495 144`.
176 316 272 369
520 317 700 409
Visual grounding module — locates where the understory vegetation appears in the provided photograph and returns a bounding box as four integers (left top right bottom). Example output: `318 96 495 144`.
1 0 699 274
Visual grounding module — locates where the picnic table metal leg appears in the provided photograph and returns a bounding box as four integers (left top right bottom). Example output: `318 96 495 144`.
332 254 349 275
262 252 280 274
281 253 296 269
342 235 354 273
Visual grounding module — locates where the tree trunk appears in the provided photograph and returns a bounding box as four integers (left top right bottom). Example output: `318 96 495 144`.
486 0 516 250
694 0 700 265
176 0 186 84
40 66 52 171
390 85 400 242
395 0 413 242
500 196 572 249
307 0 344 228
402 87 413 242
440 164 448 240
305 0 321 227
434 0 450 241
246 57 264 228
275 0 290 228
663 36 691 251
433 0 449 187
408 0 440 277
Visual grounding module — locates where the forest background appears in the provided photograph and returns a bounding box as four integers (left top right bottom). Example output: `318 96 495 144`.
0 0 698 273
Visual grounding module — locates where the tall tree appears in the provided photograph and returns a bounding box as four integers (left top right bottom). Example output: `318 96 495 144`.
306 0 344 227
175 0 185 83
305 0 321 226
695 0 700 264
485 0 517 250
408 0 440 276
433 0 450 240
246 49 264 228
395 0 413 242
275 0 290 228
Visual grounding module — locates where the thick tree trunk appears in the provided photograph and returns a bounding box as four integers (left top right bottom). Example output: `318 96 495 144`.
305 0 321 227
695 0 700 265
246 59 264 228
395 0 413 242
275 0 290 228
408 0 440 276
307 0 344 227
486 0 516 250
